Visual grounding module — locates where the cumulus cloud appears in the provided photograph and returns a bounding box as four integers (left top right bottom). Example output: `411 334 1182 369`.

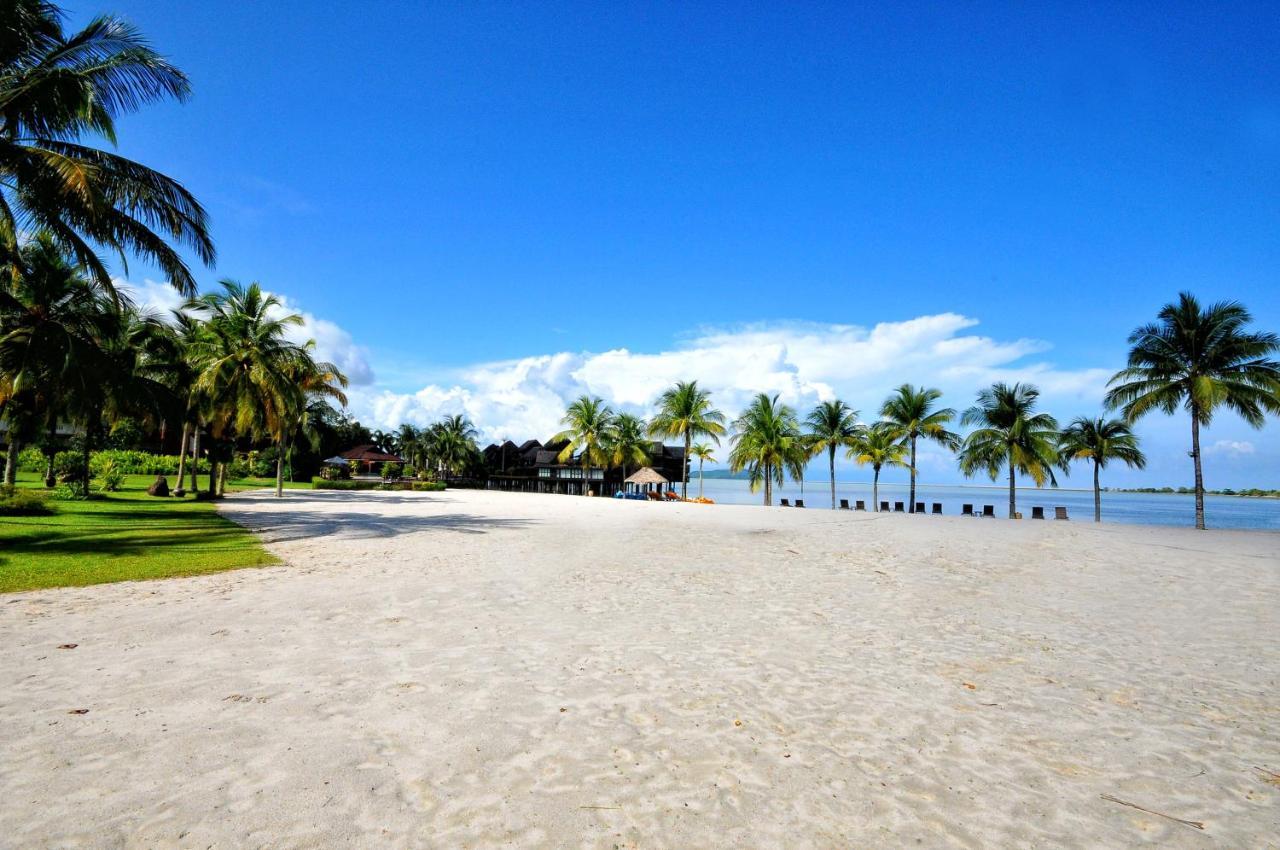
354 314 1113 443
1205 439 1256 458
116 278 375 386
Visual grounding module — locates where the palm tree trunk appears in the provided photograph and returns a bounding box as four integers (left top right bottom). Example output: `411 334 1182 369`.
175 421 190 491
1007 460 1016 519
682 432 691 500
873 466 880 511
275 439 285 498
908 435 917 513
1191 414 1205 530
82 425 92 499
698 458 705 499
764 464 772 506
829 446 836 510
3 438 17 487
217 461 228 496
1093 460 1102 523
190 428 201 495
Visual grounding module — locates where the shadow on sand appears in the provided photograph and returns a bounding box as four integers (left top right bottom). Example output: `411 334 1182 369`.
227 509 535 544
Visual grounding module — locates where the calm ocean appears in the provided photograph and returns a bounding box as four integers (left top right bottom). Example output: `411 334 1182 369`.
689 478 1280 531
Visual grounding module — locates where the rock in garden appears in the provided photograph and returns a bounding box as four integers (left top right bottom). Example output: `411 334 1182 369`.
147 475 171 497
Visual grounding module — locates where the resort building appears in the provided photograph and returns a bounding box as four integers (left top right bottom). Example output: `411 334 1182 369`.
482 439 686 496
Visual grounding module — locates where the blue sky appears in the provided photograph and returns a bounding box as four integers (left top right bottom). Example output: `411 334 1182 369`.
84 1 1279 487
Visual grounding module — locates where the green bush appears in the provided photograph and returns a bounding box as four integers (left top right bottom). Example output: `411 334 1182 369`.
311 479 446 492
313 479 382 490
410 481 446 492
49 483 96 501
96 459 125 492
0 487 56 516
16 446 45 472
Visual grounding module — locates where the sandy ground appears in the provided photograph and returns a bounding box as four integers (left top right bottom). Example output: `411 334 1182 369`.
1 489 1278 849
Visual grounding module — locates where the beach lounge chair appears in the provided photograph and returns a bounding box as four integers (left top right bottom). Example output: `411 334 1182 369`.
932 502 942 514
893 501 905 512
1054 506 1069 521
839 499 850 510
1031 506 1045 519
855 500 866 511
914 501 925 513
646 491 662 501
880 501 890 512
780 498 790 507
795 499 805 508
962 503 974 516
982 505 995 518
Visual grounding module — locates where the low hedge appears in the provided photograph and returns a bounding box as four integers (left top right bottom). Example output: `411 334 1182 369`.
312 480 446 492
16 447 211 476
0 487 56 516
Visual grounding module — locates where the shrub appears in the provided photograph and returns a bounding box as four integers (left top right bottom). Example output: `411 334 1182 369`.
49 483 95 501
0 487 56 516
16 446 45 472
410 481 446 492
96 460 125 492
313 479 382 490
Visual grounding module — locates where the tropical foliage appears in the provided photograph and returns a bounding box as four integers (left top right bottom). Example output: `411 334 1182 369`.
879 384 959 514
848 423 910 511
689 442 715 499
958 383 1061 519
1105 292 1280 529
1058 416 1146 522
805 399 862 509
727 393 808 506
553 395 615 494
648 380 726 499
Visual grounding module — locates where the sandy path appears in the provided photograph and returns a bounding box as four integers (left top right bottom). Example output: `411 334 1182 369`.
1 489 1277 848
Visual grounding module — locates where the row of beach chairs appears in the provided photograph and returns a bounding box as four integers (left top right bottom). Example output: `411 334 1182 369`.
780 499 1068 519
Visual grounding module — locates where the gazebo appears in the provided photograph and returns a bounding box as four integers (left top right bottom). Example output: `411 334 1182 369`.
624 466 669 496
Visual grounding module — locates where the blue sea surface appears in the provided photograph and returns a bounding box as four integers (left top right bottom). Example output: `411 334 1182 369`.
689 478 1280 531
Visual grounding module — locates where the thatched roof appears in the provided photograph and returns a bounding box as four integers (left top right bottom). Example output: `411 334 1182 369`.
625 466 669 485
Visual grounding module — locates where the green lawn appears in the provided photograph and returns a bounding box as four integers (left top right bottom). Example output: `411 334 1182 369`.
1 472 281 593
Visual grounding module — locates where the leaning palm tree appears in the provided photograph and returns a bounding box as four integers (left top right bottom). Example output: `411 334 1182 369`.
648 380 726 499
958 382 1061 519
727 393 808 506
553 396 614 496
1058 417 1146 522
0 0 214 294
1105 293 1280 530
848 423 910 511
606 412 650 481
879 384 959 513
805 399 862 509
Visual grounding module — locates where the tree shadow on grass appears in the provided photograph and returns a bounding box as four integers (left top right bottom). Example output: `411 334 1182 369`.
227 510 536 544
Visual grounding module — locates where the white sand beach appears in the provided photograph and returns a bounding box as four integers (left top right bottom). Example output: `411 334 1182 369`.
2 488 1278 848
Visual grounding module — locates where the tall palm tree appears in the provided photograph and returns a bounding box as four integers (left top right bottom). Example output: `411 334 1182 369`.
689 442 715 499
188 280 346 497
1105 293 1280 530
848 423 910 511
805 399 862 509
879 384 959 513
648 380 726 499
553 396 614 496
0 233 115 487
606 412 650 481
0 0 214 295
958 382 1061 519
728 393 808 506
1058 416 1146 522
428 414 479 478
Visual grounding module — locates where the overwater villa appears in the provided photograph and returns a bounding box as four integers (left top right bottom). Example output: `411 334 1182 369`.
482 439 686 496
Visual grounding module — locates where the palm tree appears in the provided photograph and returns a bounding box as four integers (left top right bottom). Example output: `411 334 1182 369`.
1058 417 1146 522
1105 293 1280 530
879 384 959 513
606 412 650 481
727 393 808 506
554 396 614 495
428 414 479 478
0 233 116 488
958 382 1061 519
848 423 910 511
648 380 726 499
805 399 862 509
688 442 715 499
0 0 214 295
188 280 346 497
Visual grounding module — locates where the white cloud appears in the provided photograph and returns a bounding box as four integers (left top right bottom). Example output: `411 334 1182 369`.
116 278 375 386
354 314 1113 443
1205 439 1256 458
